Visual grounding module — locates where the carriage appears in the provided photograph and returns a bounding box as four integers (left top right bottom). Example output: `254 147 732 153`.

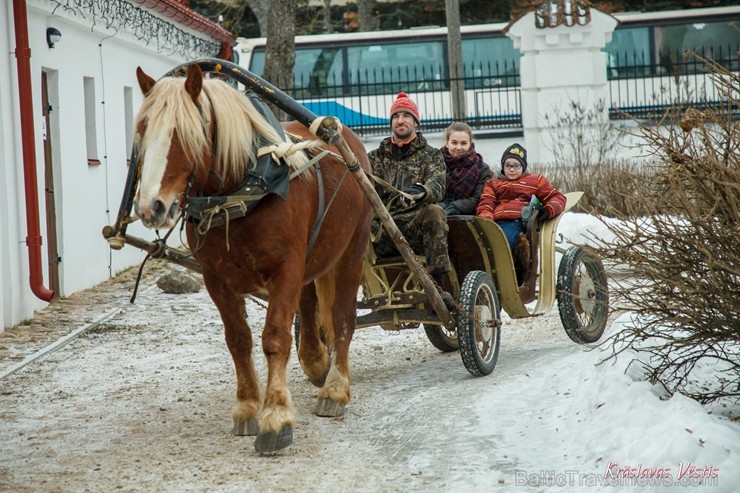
103 58 608 453
357 194 609 377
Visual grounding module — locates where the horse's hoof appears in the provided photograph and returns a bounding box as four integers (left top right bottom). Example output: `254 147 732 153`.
313 398 345 417
232 417 259 436
254 426 293 454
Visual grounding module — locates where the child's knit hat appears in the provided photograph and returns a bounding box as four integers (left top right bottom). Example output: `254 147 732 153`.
500 143 527 172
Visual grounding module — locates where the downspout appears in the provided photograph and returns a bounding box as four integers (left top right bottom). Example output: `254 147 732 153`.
12 0 54 302
218 41 233 61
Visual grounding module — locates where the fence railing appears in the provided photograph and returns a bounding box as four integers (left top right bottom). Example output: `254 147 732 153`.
282 62 523 137
273 47 738 135
607 45 739 120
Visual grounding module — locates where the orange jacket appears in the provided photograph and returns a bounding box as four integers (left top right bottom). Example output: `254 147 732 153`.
476 173 566 221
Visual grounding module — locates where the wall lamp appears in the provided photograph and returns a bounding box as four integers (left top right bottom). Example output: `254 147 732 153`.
46 27 62 49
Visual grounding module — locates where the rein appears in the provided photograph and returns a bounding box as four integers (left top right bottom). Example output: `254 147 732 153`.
129 86 350 303
182 89 342 256
185 146 334 256
128 167 197 303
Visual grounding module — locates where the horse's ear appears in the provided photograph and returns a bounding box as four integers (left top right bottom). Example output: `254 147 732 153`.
184 64 203 104
136 67 156 96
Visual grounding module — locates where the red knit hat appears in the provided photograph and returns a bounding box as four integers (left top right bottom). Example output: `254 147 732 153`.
389 92 420 124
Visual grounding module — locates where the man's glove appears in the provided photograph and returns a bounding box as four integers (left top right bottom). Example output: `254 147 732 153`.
402 184 426 200
442 203 459 215
399 184 426 208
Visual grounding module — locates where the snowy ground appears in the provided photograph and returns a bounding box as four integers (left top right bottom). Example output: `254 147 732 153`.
1 213 738 493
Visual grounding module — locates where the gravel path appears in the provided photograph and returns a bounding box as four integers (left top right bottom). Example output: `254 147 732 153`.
0 262 596 492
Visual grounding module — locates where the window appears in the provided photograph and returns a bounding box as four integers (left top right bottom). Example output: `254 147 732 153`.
606 19 740 78
605 27 652 78
345 40 447 95
654 20 739 75
250 47 345 98
295 47 344 98
83 76 99 166
462 36 520 88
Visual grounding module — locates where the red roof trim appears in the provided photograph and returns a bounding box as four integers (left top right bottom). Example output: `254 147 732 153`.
132 0 235 45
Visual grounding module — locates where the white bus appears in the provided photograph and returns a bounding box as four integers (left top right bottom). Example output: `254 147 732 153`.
235 6 739 133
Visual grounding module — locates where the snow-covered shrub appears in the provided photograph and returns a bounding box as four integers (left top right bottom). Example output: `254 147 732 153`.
589 54 739 405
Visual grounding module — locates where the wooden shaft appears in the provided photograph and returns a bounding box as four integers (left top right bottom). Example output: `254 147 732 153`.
323 118 454 328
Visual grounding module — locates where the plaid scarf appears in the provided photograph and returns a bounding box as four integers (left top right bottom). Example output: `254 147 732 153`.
441 143 485 200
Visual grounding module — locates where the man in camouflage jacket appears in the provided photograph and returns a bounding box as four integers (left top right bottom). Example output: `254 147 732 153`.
368 92 452 290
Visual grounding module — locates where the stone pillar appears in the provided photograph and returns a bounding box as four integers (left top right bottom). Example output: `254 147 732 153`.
506 1 617 164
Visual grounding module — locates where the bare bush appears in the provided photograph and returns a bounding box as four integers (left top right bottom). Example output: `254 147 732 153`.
587 56 740 404
538 157 648 216
543 98 622 167
538 98 653 216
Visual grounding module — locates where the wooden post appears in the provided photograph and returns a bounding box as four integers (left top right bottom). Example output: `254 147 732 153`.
445 0 466 121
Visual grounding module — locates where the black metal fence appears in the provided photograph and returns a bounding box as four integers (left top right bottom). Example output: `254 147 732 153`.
607 45 739 120
275 46 738 135
282 61 523 137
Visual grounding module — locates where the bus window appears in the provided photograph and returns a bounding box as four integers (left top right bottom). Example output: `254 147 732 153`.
462 37 520 88
248 47 345 97
607 18 739 78
655 20 739 74
345 41 447 94
294 47 344 98
249 50 265 77
605 27 652 78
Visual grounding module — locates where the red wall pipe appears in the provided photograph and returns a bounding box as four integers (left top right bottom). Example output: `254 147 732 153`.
12 0 54 302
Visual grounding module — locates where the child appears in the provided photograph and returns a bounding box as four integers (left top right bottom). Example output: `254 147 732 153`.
476 143 566 250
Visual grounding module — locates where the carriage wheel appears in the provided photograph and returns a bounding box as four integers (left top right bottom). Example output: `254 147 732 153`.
423 324 459 352
457 271 501 377
556 246 609 344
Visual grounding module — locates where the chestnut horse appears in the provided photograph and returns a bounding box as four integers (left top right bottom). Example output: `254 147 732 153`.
133 65 372 453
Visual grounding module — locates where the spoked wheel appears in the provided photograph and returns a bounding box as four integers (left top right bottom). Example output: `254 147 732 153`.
423 324 459 352
556 246 609 344
457 271 501 376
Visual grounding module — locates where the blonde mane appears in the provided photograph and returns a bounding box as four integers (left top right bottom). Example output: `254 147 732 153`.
135 76 318 184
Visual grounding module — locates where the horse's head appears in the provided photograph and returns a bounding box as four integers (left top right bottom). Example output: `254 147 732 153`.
132 65 211 230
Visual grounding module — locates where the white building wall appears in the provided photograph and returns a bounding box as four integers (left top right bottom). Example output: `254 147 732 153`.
0 1 22 328
1 0 224 330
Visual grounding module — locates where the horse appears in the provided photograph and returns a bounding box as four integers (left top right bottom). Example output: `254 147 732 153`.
132 64 372 453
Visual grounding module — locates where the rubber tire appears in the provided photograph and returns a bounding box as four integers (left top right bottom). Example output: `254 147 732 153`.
423 324 459 352
556 246 609 344
457 271 501 377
